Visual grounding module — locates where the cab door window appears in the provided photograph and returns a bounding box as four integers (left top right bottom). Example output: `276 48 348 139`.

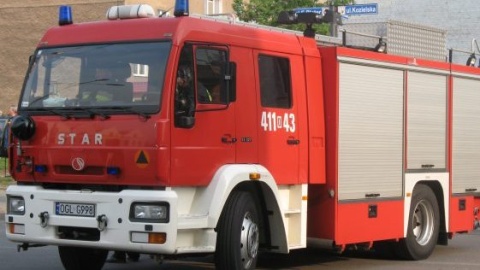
195 48 228 104
174 45 230 128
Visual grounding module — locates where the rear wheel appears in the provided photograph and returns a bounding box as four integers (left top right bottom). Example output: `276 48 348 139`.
395 184 439 260
58 246 108 270
215 191 260 270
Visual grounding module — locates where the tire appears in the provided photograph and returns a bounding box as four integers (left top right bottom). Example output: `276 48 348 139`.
58 246 108 270
395 184 440 260
215 191 260 270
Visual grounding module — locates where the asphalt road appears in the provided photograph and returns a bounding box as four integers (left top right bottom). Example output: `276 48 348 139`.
2 189 480 269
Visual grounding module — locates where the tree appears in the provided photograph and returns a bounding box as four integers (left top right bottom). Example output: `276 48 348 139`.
232 0 354 36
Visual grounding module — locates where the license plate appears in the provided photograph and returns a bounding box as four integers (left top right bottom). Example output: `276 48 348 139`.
55 202 96 217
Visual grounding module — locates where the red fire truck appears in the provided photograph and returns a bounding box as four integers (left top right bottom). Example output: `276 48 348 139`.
3 1 480 269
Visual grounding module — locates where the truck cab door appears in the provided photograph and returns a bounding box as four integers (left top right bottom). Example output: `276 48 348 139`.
255 51 305 185
171 45 235 186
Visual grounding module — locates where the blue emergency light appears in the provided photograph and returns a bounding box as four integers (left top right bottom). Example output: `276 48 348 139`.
174 0 189 17
34 165 47 173
59 5 73 26
107 166 120 176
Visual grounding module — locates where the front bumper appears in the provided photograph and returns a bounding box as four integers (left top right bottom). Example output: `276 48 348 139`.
5 185 179 254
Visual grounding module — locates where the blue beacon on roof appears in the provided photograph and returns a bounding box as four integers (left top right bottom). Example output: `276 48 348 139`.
58 5 73 26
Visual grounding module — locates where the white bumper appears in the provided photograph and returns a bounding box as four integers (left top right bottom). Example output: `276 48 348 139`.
5 185 185 254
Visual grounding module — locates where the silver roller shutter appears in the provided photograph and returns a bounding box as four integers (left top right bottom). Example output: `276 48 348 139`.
338 63 404 200
452 77 480 194
407 72 447 170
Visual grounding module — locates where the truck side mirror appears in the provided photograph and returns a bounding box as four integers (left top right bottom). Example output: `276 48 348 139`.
175 115 195 129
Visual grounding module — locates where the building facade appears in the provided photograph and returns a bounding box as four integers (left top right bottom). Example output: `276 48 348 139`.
344 0 480 64
0 0 235 114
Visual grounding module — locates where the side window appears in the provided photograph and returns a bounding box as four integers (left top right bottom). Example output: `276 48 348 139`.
195 48 227 104
174 45 196 124
258 55 292 108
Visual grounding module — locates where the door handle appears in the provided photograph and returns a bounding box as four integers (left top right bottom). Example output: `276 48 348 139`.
221 136 237 144
287 139 300 145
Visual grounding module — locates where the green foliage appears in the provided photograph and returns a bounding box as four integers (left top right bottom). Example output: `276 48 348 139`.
0 157 11 186
232 0 354 35
0 157 6 171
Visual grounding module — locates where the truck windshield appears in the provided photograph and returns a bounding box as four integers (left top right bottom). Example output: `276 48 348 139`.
20 41 171 115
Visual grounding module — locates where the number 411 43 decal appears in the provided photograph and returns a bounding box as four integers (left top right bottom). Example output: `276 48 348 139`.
261 111 296 133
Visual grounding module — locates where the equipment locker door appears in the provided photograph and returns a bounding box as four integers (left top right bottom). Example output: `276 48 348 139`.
452 76 480 193
255 51 304 185
338 62 404 200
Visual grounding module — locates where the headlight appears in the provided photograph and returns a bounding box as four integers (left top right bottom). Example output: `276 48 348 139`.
130 202 169 223
8 196 25 215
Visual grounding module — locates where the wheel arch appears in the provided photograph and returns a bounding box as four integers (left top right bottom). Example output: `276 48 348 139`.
416 180 447 242
205 164 289 253
404 172 449 237
225 181 289 253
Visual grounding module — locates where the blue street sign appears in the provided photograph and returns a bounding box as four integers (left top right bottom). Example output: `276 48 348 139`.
344 3 378 16
294 7 324 15
295 3 378 17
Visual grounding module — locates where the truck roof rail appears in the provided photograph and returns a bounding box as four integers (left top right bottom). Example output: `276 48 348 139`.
190 13 343 47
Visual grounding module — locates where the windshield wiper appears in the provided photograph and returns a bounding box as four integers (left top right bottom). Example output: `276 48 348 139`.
49 109 72 119
24 108 72 120
25 106 149 120
123 108 151 120
80 78 108 85
85 109 111 120
58 107 111 120
99 106 151 120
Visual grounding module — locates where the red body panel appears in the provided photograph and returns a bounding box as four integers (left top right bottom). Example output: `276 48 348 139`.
308 47 406 244
450 196 474 233
308 45 478 245
11 116 170 186
336 200 404 245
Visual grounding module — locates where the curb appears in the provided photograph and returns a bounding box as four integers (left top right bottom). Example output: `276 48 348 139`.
0 187 6 216
0 189 7 216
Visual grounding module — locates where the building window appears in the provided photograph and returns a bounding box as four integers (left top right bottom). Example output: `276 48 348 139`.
205 0 222 15
132 64 149 77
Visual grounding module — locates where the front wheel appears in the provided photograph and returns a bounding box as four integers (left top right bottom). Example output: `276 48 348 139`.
58 246 108 270
215 191 260 270
395 184 440 260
